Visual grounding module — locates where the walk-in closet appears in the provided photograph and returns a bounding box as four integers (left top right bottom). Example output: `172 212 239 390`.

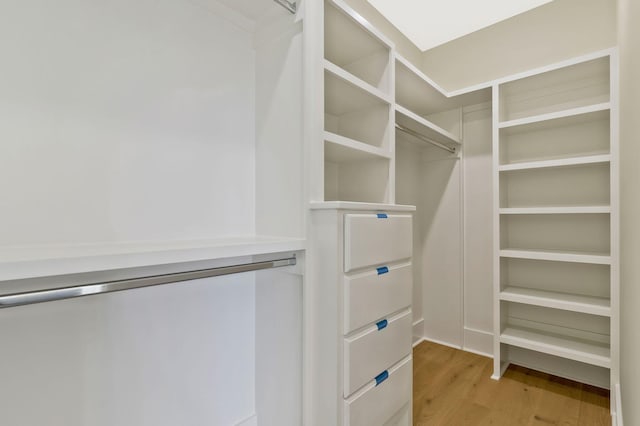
1 0 639 425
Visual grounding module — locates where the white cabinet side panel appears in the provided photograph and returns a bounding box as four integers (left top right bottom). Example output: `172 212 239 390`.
422 155 463 347
255 15 304 238
462 104 494 346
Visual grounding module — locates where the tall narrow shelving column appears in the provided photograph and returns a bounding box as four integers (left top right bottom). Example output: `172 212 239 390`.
492 50 619 400
321 0 395 204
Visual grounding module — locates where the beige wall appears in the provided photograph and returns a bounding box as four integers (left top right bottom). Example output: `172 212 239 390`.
341 0 422 65
618 0 640 424
421 0 617 91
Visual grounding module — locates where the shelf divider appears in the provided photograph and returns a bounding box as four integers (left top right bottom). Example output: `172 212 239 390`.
498 102 611 129
500 286 611 317
500 249 612 264
499 154 611 172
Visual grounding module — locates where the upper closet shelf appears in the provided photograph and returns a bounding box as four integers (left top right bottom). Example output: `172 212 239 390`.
325 131 391 162
500 287 611 317
499 154 611 172
324 60 391 105
499 102 610 130
395 105 461 147
395 54 491 117
0 237 306 282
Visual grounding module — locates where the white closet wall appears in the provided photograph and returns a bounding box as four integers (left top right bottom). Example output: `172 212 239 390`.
0 0 256 245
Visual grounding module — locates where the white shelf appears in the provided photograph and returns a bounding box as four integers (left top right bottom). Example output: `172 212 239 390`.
499 154 611 172
325 131 391 162
500 286 611 317
500 249 611 265
309 201 416 212
498 102 611 129
395 105 461 147
0 237 306 282
324 60 391 105
500 325 611 368
394 54 491 116
499 206 611 215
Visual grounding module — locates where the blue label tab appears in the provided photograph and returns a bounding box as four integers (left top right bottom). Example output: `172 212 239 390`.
377 266 389 275
376 319 388 330
376 213 388 218
375 370 389 386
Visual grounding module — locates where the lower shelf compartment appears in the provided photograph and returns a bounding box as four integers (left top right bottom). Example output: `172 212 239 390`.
500 325 610 368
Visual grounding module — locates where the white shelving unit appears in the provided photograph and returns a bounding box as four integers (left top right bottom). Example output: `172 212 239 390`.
320 0 394 205
492 50 619 394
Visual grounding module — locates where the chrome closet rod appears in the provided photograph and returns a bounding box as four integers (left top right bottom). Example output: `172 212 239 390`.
395 123 457 154
273 0 297 14
0 256 297 309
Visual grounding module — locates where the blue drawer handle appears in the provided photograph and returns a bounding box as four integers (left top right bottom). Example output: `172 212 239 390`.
376 266 389 275
376 319 388 330
376 213 388 218
375 370 389 386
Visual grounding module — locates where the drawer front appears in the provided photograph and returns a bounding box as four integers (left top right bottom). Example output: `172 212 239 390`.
344 356 412 426
344 263 412 334
344 214 412 273
344 310 412 397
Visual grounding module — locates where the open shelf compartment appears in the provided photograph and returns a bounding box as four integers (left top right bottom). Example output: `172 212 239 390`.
324 0 392 93
499 105 610 167
499 55 610 123
325 68 392 150
500 302 611 369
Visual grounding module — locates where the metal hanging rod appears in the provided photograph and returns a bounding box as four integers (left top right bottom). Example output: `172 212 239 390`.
0 256 297 309
395 123 457 154
273 0 297 14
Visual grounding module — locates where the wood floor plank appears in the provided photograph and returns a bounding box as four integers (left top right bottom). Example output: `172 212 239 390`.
413 341 611 426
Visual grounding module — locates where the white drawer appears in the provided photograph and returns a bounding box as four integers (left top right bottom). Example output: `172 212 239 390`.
344 356 412 426
344 214 412 273
344 263 412 334
344 310 412 397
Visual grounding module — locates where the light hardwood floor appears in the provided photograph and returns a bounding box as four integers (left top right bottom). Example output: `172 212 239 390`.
413 341 611 425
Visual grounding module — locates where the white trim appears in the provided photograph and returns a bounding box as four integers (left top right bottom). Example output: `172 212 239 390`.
412 337 427 348
422 336 463 350
449 48 618 96
614 383 623 426
463 327 494 357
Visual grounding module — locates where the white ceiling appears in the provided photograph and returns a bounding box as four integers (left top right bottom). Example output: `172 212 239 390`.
366 0 554 51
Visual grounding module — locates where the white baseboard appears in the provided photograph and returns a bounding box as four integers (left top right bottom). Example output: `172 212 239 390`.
422 335 463 350
463 327 493 358
412 337 426 348
614 383 623 426
412 318 424 344
236 414 258 426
